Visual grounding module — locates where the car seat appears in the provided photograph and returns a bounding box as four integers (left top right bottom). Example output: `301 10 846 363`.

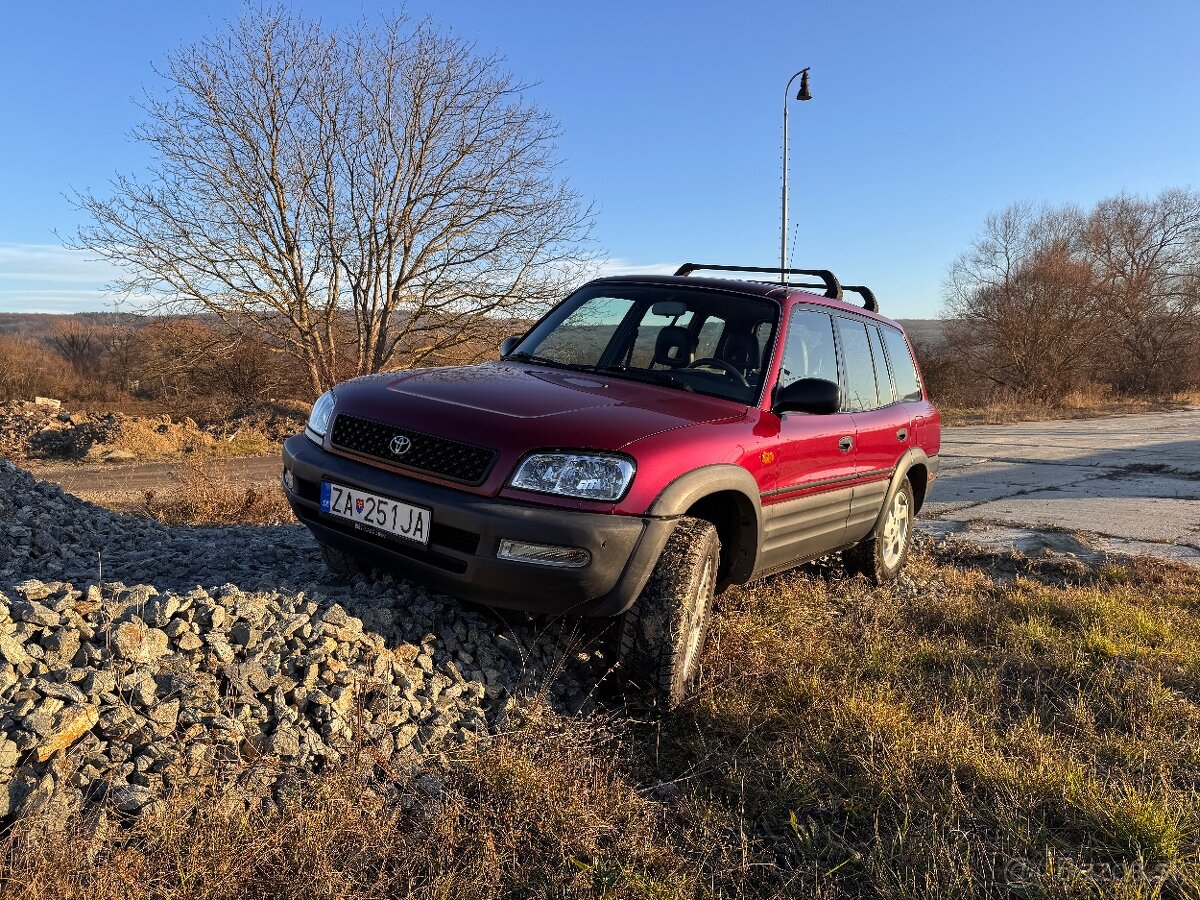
721 329 761 382
653 325 697 368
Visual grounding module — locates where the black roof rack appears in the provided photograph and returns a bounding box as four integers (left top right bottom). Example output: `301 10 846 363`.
841 285 878 313
674 263 841 301
673 263 881 312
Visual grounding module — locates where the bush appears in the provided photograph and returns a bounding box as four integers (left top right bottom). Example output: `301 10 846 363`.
0 335 128 403
142 455 293 525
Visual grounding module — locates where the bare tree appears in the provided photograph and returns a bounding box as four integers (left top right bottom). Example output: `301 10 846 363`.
944 203 1105 400
1083 189 1200 393
49 317 99 375
71 7 594 396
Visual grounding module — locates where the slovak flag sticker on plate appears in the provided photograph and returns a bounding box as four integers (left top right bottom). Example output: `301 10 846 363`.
355 497 365 513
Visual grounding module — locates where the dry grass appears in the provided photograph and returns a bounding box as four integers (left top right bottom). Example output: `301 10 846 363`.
940 386 1200 427
5 547 1200 897
0 713 693 900
94 417 274 460
664 549 1200 896
141 455 294 526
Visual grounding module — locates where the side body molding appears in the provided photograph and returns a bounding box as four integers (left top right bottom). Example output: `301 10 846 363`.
648 464 764 586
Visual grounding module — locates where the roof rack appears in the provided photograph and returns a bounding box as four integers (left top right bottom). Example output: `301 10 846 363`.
673 263 881 312
674 263 841 301
841 285 878 313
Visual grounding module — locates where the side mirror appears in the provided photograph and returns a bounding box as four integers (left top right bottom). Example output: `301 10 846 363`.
499 336 521 356
772 377 841 416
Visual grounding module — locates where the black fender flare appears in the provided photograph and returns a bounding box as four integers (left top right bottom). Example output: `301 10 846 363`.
871 448 933 533
648 464 763 586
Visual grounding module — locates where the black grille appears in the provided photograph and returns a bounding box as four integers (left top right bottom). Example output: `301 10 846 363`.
330 414 496 485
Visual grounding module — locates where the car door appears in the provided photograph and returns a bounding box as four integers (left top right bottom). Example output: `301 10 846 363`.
757 306 857 572
879 324 935 449
834 316 907 543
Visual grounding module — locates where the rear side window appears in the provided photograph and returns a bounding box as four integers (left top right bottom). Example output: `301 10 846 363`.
881 327 923 402
866 325 894 404
779 309 838 388
835 318 880 411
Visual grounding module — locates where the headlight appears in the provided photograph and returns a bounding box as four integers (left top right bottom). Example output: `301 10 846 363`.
306 390 336 440
509 452 635 501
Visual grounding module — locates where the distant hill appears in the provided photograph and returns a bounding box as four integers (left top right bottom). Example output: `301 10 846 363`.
0 312 151 340
2 310 952 352
895 319 946 346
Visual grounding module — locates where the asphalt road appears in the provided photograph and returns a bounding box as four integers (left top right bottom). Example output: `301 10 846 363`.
27 408 1200 566
28 455 283 509
923 408 1200 566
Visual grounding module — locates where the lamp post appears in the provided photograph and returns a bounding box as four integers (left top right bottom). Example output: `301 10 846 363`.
781 67 812 283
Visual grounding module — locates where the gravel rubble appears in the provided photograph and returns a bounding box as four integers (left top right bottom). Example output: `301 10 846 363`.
0 459 611 825
0 400 306 462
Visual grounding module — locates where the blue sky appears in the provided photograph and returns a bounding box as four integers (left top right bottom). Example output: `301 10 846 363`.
1 1 1197 318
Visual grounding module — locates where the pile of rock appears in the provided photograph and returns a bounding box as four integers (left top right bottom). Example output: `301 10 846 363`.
0 400 291 463
0 402 67 461
1 577 492 822
215 403 308 444
0 460 609 825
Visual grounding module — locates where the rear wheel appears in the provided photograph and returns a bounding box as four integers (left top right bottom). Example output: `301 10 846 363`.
318 541 369 578
618 517 719 709
844 478 914 584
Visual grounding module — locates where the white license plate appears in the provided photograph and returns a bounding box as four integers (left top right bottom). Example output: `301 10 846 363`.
320 481 431 546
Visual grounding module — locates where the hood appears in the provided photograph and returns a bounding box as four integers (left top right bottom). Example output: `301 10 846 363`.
331 361 746 455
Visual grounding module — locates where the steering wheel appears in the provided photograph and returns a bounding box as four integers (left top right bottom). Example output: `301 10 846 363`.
687 357 749 387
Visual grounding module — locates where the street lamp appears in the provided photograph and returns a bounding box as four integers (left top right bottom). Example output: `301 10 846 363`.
781 67 812 283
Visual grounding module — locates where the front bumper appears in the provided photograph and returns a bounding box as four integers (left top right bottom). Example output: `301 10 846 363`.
282 435 676 617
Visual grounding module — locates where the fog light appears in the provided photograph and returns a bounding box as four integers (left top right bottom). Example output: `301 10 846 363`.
282 468 295 493
497 539 590 568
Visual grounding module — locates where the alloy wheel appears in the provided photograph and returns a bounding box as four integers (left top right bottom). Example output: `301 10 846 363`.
880 489 911 569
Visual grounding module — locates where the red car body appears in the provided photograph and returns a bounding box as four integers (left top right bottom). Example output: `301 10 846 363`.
283 273 940 616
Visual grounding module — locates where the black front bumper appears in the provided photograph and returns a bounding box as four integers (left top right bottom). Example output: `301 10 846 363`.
282 435 676 617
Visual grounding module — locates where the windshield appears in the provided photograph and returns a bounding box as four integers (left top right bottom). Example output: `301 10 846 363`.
508 284 779 405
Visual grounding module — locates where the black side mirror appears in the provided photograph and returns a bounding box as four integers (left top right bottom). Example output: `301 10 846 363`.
499 336 521 356
772 377 841 416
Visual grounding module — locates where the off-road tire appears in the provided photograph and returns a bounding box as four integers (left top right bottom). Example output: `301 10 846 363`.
318 541 368 578
618 517 720 710
844 478 914 584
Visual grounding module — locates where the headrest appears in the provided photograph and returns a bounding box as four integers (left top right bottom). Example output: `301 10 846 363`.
722 330 760 373
653 325 696 368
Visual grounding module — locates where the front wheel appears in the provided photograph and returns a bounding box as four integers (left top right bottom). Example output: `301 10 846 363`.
844 478 914 584
618 517 720 710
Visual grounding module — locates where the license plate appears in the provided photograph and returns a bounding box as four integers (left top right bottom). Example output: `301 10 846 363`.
320 481 431 546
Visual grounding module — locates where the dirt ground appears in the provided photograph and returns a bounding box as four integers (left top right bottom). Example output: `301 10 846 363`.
26 455 283 513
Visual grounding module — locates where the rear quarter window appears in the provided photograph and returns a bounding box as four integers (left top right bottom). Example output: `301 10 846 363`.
881 327 924 402
866 325 894 404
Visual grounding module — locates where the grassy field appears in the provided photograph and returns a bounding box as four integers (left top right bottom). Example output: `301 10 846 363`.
5 543 1199 898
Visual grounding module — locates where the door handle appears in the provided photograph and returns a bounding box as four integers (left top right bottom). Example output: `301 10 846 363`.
838 435 853 453
896 427 908 442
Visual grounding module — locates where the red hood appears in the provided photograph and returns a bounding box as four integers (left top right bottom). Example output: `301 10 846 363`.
331 362 746 457
327 361 748 497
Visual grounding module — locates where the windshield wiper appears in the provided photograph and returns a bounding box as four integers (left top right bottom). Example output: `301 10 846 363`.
504 351 589 372
595 366 696 393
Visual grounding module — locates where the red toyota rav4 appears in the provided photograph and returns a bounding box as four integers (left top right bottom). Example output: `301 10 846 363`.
282 264 940 706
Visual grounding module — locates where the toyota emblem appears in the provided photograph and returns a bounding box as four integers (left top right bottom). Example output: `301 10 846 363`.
389 434 412 456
